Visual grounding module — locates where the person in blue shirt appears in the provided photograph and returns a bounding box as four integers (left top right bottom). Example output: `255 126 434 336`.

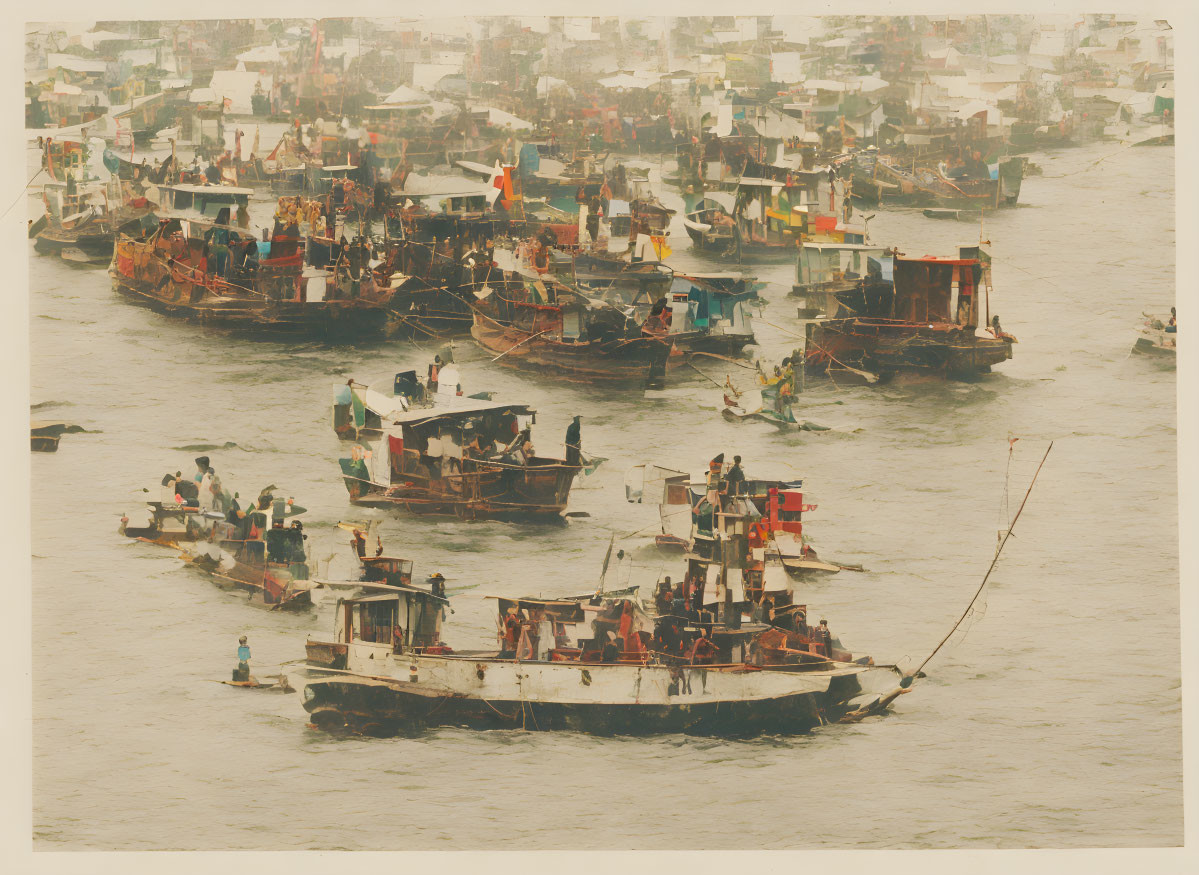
235 636 251 682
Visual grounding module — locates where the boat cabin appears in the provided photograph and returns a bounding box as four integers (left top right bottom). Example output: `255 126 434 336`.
892 250 986 328
325 590 448 655
157 183 253 215
795 242 894 317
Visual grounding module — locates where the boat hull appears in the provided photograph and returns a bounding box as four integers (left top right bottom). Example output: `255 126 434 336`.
111 272 396 340
344 462 577 523
301 654 878 737
471 312 674 383
806 318 1014 380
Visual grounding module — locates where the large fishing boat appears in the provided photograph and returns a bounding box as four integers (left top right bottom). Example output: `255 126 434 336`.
30 178 155 264
804 245 1016 381
110 215 397 338
683 180 869 262
470 283 676 384
338 401 579 521
297 514 889 736
845 150 1026 210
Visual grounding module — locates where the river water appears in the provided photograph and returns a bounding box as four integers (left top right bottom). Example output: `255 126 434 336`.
29 140 1179 849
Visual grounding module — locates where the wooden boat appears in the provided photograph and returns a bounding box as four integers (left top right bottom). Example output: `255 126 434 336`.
850 153 1026 210
331 364 470 442
154 183 252 216
470 289 676 384
220 676 295 692
804 246 1016 381
1132 314 1177 359
625 460 853 578
922 208 984 221
683 181 869 263
119 501 226 548
570 252 674 297
30 420 84 452
720 387 830 431
31 179 155 264
181 510 316 611
791 241 894 318
339 401 579 522
110 216 396 339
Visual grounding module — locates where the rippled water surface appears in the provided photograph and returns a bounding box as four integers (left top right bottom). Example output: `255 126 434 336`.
30 142 1179 849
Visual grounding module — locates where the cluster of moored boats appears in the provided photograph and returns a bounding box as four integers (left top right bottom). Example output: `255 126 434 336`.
31 12 1170 738
121 448 899 735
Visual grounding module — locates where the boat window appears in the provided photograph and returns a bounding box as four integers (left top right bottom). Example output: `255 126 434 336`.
354 600 398 645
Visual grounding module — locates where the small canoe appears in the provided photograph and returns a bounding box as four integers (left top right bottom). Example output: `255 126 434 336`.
218 675 295 692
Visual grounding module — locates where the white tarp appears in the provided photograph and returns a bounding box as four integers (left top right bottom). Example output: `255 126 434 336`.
852 74 890 93
597 72 657 91
471 106 533 130
770 52 803 84
237 42 283 65
412 63 459 91
381 84 431 106
954 100 1002 125
715 103 734 137
208 70 273 114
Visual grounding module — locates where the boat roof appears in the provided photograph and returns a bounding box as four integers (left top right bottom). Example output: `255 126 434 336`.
387 400 534 427
802 242 890 252
896 255 979 265
162 183 255 195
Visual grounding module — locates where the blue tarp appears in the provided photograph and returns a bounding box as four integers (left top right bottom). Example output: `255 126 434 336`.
518 143 540 177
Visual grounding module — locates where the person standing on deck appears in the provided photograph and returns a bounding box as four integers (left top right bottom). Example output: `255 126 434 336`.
565 415 582 466
235 636 251 682
655 578 674 615
689 628 716 665
199 467 215 511
601 631 620 663
725 455 746 496
428 355 442 395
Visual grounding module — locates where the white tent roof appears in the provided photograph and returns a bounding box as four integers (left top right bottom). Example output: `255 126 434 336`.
953 100 1002 125
597 72 657 90
852 74 890 93
381 84 431 106
237 42 282 64
471 106 533 130
412 63 460 91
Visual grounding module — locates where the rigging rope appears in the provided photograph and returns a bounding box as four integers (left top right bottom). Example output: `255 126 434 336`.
913 441 1053 679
